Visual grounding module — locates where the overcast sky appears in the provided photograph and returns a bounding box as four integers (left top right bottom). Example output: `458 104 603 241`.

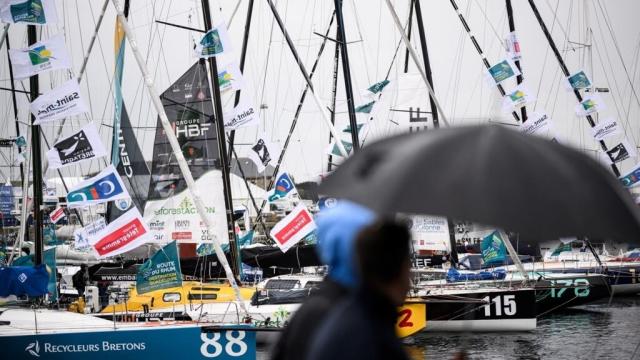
1 0 639 187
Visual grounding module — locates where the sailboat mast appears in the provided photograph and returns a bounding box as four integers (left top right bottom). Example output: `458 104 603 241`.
28 25 44 266
328 25 340 172
506 0 527 122
413 0 438 129
334 0 359 151
5 36 24 184
527 0 620 177
200 0 238 272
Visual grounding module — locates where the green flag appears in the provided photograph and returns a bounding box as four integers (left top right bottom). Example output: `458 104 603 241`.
481 231 508 266
12 247 57 301
367 80 390 94
355 101 375 114
136 241 182 294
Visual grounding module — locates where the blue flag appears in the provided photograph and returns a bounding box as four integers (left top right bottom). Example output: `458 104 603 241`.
268 173 296 202
136 241 182 294
11 247 57 301
481 231 508 266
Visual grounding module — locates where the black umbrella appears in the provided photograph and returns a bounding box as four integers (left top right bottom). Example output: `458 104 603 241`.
319 125 640 242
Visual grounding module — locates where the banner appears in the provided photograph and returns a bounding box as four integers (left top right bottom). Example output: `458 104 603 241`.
66 165 130 208
269 204 316 253
486 58 520 85
90 207 151 258
0 185 13 220
218 62 245 92
502 83 535 113
195 23 232 58
136 241 182 294
575 94 606 117
74 218 106 249
566 70 592 91
8 33 70 79
46 123 107 169
409 215 450 252
481 231 507 266
0 0 57 24
268 173 297 202
606 140 637 164
30 79 89 125
223 98 260 130
49 206 65 224
248 135 278 173
504 31 521 61
591 118 622 141
620 163 640 188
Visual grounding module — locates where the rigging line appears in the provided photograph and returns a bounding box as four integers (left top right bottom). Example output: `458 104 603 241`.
349 0 371 85
258 0 278 119
595 0 640 116
227 0 244 28
472 0 504 44
543 0 572 51
533 0 560 111
75 0 94 116
623 33 640 135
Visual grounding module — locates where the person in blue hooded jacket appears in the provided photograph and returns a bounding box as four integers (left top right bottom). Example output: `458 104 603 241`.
270 201 375 360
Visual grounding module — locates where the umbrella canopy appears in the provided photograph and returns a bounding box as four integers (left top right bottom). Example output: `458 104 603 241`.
319 125 640 243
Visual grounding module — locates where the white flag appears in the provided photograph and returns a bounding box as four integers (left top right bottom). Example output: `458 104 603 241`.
74 218 106 250
606 140 637 164
0 0 58 25
248 135 279 173
89 208 151 259
195 23 232 58
30 79 88 125
502 83 535 113
218 61 245 92
8 33 70 79
591 118 622 141
485 58 520 86
223 98 260 130
49 206 65 224
269 204 316 253
46 123 107 169
66 165 130 209
575 94 606 117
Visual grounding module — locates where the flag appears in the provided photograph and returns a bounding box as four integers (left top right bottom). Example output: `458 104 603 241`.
223 98 260 130
575 94 606 117
365 80 390 96
606 140 637 164
550 242 572 257
74 218 106 249
268 173 297 202
355 101 375 114
66 165 130 209
504 31 521 61
195 23 232 58
15 135 26 147
0 0 58 25
502 83 535 113
44 224 60 245
237 230 254 247
591 118 622 141
343 123 365 133
30 79 89 125
218 61 245 92
480 231 508 266
269 204 316 253
46 123 107 169
8 33 70 79
620 163 640 188
486 58 520 85
49 206 65 224
317 197 338 211
11 248 58 301
136 241 182 294
566 70 592 91
248 135 278 173
326 140 353 157
89 207 151 258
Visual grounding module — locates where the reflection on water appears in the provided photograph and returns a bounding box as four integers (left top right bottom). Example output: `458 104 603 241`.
258 297 640 359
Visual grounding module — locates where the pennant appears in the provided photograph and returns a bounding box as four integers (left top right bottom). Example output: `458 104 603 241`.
551 242 573 257
566 70 592 91
248 135 278 173
269 204 316 253
223 98 260 130
30 79 89 125
366 80 390 96
606 140 637 164
504 31 521 61
327 140 353 157
8 34 70 79
502 83 535 113
268 173 297 202
89 207 151 258
486 58 520 85
575 94 606 117
66 165 130 208
46 123 107 169
136 241 182 294
49 206 65 224
343 123 365 133
591 118 622 141
74 218 107 249
195 23 232 59
218 61 245 92
620 163 640 188
481 231 508 266
15 135 26 147
0 0 58 25
355 101 375 114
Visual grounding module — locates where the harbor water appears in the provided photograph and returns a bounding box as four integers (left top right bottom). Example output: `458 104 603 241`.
258 296 640 359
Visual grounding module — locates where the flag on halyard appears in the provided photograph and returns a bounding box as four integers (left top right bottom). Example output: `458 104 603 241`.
268 173 297 202
8 33 70 79
195 23 232 58
0 0 58 25
269 204 316 253
481 231 508 266
136 241 182 294
66 165 130 208
30 79 88 125
46 122 107 169
89 207 151 258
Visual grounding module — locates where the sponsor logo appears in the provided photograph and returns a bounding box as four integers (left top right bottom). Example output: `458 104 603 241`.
54 129 94 165
149 220 165 231
36 92 80 116
172 231 192 240
115 198 130 211
174 117 211 138
28 45 53 65
25 340 146 355
117 128 134 178
18 272 28 283
225 107 255 128
93 218 148 256
11 0 46 24
175 219 190 230
607 143 630 163
26 340 40 357
153 197 215 216
273 210 312 245
67 172 124 203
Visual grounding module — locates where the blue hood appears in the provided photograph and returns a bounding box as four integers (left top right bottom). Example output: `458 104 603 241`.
316 201 376 288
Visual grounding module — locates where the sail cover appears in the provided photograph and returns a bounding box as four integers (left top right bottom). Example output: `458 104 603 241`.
144 61 229 245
